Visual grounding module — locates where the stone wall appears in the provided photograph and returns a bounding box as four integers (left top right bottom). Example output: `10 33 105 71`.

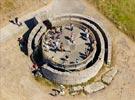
28 14 112 85
41 15 106 85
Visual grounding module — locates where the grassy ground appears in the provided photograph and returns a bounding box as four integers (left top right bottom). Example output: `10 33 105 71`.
87 0 135 41
0 0 49 27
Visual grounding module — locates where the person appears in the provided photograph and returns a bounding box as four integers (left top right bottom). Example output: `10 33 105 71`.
15 17 22 26
84 48 89 58
18 37 23 48
84 29 89 39
92 40 96 49
70 23 74 31
76 58 79 63
87 34 91 44
56 32 62 39
18 37 26 48
60 26 63 32
70 32 75 43
9 19 15 24
32 64 38 69
86 33 89 41
52 40 59 52
31 64 40 76
65 55 69 63
60 42 64 52
55 39 60 48
48 38 53 46
81 28 89 40
44 43 49 52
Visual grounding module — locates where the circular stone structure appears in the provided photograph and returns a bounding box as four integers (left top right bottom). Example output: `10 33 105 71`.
27 14 112 85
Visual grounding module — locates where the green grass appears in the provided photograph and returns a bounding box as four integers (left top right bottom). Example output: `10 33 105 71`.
88 0 135 41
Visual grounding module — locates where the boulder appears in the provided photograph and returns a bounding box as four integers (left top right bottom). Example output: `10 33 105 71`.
69 86 83 96
84 82 105 94
102 68 118 85
71 86 83 92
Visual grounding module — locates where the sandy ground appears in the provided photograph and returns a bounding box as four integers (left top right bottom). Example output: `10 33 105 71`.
0 0 135 100
0 0 50 28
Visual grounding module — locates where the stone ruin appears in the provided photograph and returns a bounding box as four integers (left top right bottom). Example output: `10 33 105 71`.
22 13 118 94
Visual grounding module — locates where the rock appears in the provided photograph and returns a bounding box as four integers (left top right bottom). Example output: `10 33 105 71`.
59 90 65 96
59 85 65 90
69 86 83 96
102 68 118 85
69 91 79 96
84 82 105 94
71 86 83 92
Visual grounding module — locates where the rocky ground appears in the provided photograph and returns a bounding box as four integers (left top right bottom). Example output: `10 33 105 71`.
0 0 135 100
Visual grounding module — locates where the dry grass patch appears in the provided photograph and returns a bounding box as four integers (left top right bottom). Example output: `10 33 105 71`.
87 0 135 41
0 0 49 27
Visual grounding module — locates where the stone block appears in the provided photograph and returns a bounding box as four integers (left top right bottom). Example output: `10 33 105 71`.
71 86 83 92
84 82 105 94
102 68 118 85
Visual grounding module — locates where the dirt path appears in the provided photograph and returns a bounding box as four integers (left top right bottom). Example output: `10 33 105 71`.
0 0 135 100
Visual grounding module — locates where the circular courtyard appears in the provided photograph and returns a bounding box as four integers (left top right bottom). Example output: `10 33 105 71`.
42 24 96 70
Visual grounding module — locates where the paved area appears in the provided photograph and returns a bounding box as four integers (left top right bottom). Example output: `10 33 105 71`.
43 25 92 65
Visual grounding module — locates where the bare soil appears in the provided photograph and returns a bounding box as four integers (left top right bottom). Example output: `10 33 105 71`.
0 0 50 28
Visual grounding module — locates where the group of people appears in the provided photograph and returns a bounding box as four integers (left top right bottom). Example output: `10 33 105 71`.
43 24 96 65
43 26 65 53
9 17 22 26
81 28 96 59
31 64 42 77
43 23 75 53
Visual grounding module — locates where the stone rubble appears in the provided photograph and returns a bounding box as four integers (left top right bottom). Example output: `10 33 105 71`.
84 82 105 94
101 68 118 85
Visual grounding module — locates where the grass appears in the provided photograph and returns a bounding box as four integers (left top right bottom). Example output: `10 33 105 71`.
87 0 135 41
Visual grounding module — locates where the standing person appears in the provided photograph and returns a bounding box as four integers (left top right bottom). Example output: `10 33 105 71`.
32 64 38 70
82 28 89 40
84 48 89 58
31 64 38 76
65 55 69 63
18 37 23 48
86 33 89 41
70 23 74 31
15 17 18 25
70 32 75 43
15 17 22 26
18 37 26 49
53 43 57 53
60 42 64 52
87 34 91 44
53 39 60 52
60 26 63 32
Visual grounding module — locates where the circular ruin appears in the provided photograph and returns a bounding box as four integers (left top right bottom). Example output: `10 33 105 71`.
28 14 112 85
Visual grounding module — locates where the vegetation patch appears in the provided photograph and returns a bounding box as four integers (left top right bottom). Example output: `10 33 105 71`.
87 0 135 41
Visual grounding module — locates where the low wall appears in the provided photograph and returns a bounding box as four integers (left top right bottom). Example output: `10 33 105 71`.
41 15 106 85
